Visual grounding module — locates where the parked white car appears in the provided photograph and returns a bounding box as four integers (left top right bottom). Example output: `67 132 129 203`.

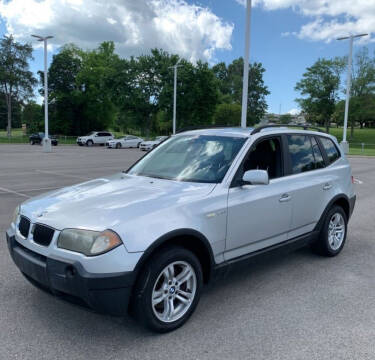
140 136 168 151
106 136 144 149
77 131 114 146
7 125 356 333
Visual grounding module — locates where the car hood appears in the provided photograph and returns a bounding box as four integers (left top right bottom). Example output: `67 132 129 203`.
20 173 216 231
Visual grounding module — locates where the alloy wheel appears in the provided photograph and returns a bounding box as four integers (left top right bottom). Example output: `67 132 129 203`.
151 261 197 323
328 212 345 250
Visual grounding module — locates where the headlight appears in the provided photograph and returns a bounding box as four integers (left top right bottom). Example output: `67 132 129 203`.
12 205 20 224
57 229 122 256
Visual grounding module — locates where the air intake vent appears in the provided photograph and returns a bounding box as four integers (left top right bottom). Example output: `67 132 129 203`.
33 224 54 247
19 216 30 238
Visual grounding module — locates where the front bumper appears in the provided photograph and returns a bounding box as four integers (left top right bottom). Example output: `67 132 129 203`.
6 228 135 316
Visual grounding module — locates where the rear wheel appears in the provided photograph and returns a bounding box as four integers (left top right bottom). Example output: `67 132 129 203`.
137 142 141 148
312 205 347 257
132 246 203 333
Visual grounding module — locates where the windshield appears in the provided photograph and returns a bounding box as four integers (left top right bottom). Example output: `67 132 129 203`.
127 135 246 183
85 131 95 136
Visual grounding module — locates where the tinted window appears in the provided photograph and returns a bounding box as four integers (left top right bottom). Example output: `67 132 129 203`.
287 135 315 174
320 137 340 164
311 136 325 169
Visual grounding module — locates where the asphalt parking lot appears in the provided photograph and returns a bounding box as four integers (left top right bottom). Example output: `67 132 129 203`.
0 144 374 360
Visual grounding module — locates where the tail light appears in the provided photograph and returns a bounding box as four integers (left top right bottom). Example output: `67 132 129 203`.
351 176 354 184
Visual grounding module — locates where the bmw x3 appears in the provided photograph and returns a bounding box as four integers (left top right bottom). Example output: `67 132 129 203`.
6 126 356 332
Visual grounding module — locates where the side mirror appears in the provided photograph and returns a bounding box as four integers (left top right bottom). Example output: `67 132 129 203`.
242 169 269 185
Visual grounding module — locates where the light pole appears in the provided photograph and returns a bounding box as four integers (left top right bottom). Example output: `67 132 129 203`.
337 33 368 154
32 34 53 152
169 59 182 134
241 0 252 128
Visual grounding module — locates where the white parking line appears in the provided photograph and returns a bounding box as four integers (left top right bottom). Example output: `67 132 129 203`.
0 186 30 198
353 178 363 184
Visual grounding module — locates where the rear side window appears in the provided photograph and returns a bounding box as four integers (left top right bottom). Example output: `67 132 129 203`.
287 135 315 174
311 137 325 169
320 137 340 164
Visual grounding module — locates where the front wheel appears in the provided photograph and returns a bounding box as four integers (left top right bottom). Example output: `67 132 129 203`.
86 140 93 147
132 246 203 333
312 205 347 257
116 143 122 149
30 140 34 145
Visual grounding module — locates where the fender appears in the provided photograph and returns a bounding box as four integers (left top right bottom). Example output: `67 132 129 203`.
133 228 215 281
313 194 350 233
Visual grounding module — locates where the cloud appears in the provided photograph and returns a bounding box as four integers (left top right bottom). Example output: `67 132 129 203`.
235 0 375 43
0 0 233 62
287 108 300 115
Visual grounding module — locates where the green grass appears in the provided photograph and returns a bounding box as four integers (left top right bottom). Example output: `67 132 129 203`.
321 127 375 145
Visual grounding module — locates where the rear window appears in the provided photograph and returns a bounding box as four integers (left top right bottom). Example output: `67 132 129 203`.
287 135 316 174
319 137 340 164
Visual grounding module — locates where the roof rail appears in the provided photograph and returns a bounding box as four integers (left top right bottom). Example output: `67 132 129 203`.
250 124 325 135
176 125 238 134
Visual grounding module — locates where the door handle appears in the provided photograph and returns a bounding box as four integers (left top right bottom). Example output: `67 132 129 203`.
323 183 332 190
279 193 291 202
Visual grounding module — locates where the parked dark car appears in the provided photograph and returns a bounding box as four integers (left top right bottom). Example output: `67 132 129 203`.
29 133 58 146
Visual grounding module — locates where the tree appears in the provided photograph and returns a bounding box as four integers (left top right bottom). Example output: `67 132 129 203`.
76 41 120 133
351 47 375 97
279 114 293 124
213 58 269 125
22 101 43 134
334 94 375 136
295 58 345 132
40 44 83 135
0 35 36 136
213 103 241 126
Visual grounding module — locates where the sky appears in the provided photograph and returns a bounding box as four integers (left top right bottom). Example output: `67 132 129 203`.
0 0 374 115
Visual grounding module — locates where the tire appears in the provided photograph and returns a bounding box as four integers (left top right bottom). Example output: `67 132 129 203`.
132 246 203 333
312 205 348 257
137 142 141 148
86 140 93 147
116 143 122 149
30 140 34 145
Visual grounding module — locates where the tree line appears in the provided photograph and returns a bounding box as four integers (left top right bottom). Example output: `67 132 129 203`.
1 34 375 138
0 36 269 136
295 48 375 137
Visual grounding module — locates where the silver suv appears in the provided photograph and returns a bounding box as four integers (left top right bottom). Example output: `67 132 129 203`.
6 126 356 332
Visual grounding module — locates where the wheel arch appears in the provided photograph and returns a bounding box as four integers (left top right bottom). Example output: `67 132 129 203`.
314 194 350 232
133 229 215 285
